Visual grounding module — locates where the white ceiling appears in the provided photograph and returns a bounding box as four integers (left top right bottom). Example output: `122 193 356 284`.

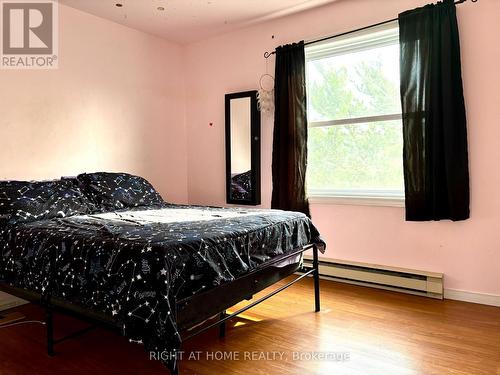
59 0 337 44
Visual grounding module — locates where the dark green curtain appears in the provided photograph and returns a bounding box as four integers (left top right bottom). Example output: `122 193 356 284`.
271 41 310 217
399 0 470 221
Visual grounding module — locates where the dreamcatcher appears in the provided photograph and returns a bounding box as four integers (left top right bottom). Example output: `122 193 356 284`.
257 55 275 114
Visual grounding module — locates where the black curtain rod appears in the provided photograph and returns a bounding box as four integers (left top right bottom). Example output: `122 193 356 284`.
264 0 476 58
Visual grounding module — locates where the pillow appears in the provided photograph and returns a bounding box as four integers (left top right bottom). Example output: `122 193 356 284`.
76 172 166 210
0 179 96 225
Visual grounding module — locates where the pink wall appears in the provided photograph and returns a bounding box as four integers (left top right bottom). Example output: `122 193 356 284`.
0 4 188 203
184 0 500 295
1 0 498 297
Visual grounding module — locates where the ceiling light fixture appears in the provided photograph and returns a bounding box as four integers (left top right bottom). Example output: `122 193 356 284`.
115 3 123 7
157 6 165 11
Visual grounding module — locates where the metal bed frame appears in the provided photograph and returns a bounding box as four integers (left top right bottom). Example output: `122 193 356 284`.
1 244 320 375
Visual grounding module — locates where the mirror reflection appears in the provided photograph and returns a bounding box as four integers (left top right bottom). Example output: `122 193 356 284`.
230 97 252 201
225 91 260 205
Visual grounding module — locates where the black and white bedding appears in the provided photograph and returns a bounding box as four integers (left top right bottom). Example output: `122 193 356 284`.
231 170 252 201
0 173 323 369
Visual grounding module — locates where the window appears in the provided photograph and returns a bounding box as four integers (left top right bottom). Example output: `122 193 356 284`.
305 23 404 205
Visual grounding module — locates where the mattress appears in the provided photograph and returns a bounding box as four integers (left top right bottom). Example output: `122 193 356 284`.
0 204 323 367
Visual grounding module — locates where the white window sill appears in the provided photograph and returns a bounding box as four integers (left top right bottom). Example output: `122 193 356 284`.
308 195 405 207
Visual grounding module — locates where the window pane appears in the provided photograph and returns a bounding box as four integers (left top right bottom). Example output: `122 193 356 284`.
306 44 401 122
307 120 404 193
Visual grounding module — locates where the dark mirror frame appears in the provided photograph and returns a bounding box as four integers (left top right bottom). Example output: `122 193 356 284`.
225 90 261 206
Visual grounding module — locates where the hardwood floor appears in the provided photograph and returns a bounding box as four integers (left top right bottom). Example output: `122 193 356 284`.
0 277 499 375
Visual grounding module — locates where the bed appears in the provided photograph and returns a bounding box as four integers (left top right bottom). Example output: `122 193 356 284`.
0 172 324 374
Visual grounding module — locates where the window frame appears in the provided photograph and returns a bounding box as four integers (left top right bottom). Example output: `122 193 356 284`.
305 21 405 207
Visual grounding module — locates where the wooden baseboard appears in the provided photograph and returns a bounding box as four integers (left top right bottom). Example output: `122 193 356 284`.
0 312 25 326
0 291 28 312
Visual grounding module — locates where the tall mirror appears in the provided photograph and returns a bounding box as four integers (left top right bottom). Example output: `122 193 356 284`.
225 91 261 205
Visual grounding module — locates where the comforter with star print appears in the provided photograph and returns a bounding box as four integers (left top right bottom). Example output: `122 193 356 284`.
0 204 323 368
